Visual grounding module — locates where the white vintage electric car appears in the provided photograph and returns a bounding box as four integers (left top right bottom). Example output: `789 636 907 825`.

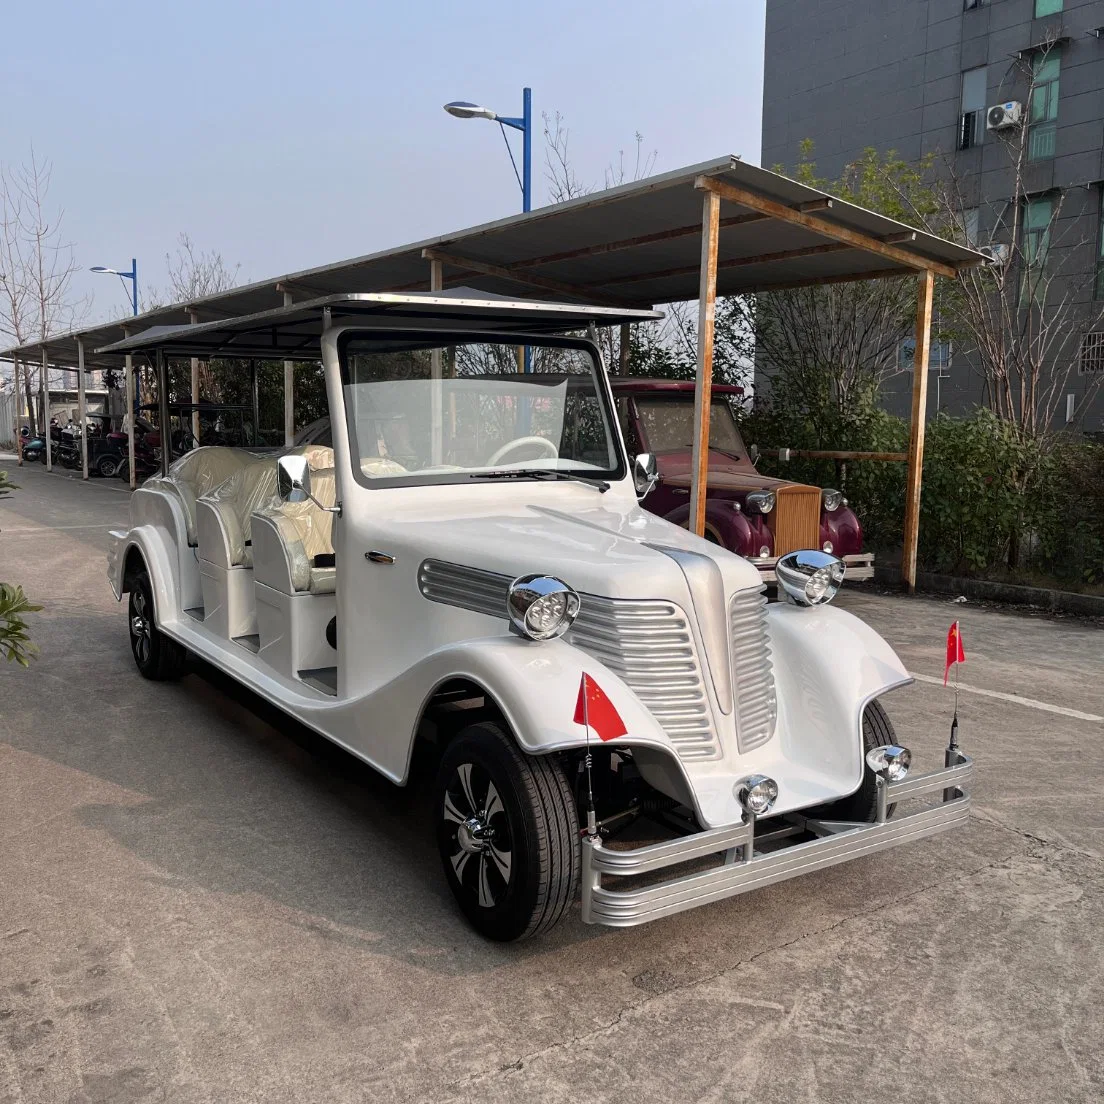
104 292 972 941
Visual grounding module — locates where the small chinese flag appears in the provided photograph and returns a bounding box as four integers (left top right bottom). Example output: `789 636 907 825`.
943 621 966 686
574 672 628 742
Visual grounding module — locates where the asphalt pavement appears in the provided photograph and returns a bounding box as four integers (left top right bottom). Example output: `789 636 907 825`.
2 463 1102 1104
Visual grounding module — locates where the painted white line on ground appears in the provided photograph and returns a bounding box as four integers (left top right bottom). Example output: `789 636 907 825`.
911 672 1103 722
0 523 122 532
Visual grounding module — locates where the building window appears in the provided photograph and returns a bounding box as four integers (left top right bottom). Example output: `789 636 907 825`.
963 207 980 246
1028 51 1060 160
1096 194 1104 299
898 337 952 372
1021 195 1054 302
1079 333 1104 375
1034 0 1063 17
958 67 987 150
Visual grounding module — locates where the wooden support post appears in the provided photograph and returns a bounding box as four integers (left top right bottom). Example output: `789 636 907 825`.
690 190 721 538
281 291 294 445
77 338 88 479
189 309 201 447
41 348 52 472
618 322 631 375
902 270 934 593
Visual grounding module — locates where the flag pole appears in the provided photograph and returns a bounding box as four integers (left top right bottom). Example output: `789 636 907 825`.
944 620 961 802
582 677 598 839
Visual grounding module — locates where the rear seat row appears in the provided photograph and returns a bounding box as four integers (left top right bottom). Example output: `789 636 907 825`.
150 444 337 594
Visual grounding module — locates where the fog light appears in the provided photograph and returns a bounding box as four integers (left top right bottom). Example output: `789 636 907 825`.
736 774 778 816
759 545 771 558
866 744 911 782
822 540 834 554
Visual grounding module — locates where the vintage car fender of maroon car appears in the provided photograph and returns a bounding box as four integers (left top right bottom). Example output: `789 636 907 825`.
610 379 874 581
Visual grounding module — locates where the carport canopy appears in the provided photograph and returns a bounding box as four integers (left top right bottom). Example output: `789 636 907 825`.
1 154 986 588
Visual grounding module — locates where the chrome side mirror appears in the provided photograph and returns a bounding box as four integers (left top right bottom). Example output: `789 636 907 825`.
277 454 311 503
633 452 659 499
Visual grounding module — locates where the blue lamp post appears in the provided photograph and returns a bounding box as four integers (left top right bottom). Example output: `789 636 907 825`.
90 258 139 316
445 88 532 213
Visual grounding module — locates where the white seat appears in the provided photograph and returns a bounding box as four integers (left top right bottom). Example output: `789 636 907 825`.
146 446 256 546
250 469 339 679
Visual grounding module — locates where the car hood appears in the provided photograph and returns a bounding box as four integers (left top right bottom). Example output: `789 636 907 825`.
656 450 808 494
384 493 765 600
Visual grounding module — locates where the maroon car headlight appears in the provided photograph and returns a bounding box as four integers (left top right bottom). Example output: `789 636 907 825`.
821 488 843 512
745 490 775 514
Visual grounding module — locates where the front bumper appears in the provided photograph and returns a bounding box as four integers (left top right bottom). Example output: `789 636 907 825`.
581 751 972 927
751 551 875 583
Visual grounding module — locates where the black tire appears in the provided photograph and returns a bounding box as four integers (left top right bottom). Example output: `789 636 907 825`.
434 721 580 942
96 455 118 478
812 699 898 822
115 459 130 482
127 569 187 680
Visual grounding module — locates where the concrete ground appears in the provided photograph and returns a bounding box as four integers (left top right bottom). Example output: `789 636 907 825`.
1 463 1102 1104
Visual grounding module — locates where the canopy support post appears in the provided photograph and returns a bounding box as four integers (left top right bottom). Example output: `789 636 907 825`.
12 356 22 466
902 270 934 594
41 348 52 472
124 324 136 489
250 359 259 446
157 349 171 478
690 189 721 538
189 309 201 448
429 259 444 465
282 290 294 446
618 322 631 375
77 338 88 479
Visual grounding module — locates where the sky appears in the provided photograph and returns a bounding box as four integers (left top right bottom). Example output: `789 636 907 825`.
0 0 766 329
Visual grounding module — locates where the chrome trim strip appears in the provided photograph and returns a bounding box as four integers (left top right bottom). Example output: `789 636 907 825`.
581 754 973 927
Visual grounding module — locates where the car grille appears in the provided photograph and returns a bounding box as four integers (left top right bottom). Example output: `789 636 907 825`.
772 485 821 555
729 589 777 753
568 598 719 762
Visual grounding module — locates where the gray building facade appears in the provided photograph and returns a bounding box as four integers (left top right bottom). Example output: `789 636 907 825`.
762 0 1104 431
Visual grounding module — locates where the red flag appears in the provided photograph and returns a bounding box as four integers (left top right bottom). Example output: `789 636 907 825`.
943 621 966 685
574 672 628 742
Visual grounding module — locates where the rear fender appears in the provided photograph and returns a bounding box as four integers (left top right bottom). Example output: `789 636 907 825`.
107 527 182 627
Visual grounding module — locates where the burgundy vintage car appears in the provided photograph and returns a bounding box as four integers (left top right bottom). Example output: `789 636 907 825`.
611 379 873 582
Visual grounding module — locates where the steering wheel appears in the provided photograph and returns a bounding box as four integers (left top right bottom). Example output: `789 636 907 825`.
486 435 559 466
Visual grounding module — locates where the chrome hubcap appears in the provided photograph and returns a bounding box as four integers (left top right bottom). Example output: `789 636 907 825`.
441 762 513 909
130 591 152 665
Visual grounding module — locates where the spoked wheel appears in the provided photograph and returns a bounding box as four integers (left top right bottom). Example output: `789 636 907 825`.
435 721 580 942
127 568 187 681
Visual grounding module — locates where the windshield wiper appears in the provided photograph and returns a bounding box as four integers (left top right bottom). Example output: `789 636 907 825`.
472 468 610 492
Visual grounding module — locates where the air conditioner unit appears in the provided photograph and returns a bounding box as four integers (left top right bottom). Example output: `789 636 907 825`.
987 102 1023 130
978 243 1010 264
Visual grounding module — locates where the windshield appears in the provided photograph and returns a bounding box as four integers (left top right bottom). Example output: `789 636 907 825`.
339 333 622 486
635 396 745 456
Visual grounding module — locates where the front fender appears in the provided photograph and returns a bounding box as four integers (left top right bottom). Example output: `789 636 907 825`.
766 601 911 801
662 500 751 552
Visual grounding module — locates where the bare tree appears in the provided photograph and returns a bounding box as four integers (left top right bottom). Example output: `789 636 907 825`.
165 232 241 300
0 151 83 434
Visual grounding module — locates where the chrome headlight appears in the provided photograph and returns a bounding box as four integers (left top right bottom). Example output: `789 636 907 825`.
745 490 775 514
822 488 843 512
776 549 846 606
506 574 581 641
866 744 911 782
735 774 779 816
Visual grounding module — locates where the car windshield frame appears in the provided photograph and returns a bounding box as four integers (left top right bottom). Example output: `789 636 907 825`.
336 327 626 490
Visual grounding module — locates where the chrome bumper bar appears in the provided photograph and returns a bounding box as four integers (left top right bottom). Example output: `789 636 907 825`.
581 752 973 927
753 552 875 583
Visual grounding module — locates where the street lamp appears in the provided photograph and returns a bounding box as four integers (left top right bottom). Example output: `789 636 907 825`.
445 88 532 213
90 258 138 316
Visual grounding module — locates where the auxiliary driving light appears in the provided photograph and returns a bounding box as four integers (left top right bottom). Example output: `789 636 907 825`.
865 744 912 782
775 549 846 606
736 774 779 816
506 574 581 641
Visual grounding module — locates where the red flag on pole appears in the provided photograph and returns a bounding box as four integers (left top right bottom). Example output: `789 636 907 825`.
943 621 966 685
574 673 628 742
